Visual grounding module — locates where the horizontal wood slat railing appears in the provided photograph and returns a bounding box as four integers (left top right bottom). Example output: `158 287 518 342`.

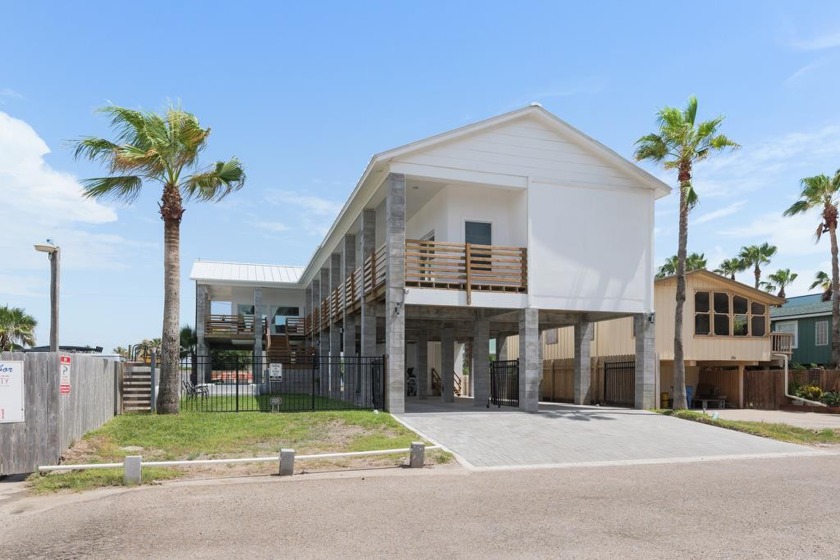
405 239 527 304
304 239 527 335
205 314 268 338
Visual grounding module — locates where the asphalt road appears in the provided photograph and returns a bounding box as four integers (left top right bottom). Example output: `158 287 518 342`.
2 455 840 559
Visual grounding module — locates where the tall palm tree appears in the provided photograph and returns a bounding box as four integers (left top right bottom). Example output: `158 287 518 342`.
810 270 832 301
715 258 743 280
738 243 778 290
784 172 840 365
765 269 798 299
179 325 197 358
113 346 129 358
656 252 707 279
72 105 245 413
635 96 739 410
0 305 37 351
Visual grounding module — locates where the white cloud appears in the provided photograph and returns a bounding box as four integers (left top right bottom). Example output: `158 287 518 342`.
0 88 23 104
720 211 825 259
255 221 290 233
784 58 829 86
791 30 840 51
693 201 747 226
264 190 345 237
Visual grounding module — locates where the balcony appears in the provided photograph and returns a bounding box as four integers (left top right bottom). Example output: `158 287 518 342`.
204 314 269 345
771 332 794 357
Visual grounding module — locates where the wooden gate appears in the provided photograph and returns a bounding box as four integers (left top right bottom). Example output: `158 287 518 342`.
121 363 152 412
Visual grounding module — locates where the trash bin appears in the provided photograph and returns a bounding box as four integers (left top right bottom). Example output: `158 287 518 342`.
660 392 670 408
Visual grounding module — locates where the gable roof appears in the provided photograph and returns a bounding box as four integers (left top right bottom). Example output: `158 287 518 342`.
301 104 672 284
656 269 785 306
190 260 304 286
771 293 832 319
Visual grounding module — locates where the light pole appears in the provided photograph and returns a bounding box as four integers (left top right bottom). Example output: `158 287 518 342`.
34 240 60 353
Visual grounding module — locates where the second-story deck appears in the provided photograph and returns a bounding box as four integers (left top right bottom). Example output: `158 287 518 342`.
771 331 794 358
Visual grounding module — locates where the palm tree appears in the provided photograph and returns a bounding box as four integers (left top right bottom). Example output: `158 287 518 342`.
179 325 197 358
113 346 129 358
635 96 739 409
0 305 37 351
738 243 778 290
72 105 245 413
784 172 840 365
765 269 798 299
715 258 743 280
810 270 832 301
656 252 707 279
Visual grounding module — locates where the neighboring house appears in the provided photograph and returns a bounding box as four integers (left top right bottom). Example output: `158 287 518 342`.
530 270 791 408
771 293 833 366
191 104 671 413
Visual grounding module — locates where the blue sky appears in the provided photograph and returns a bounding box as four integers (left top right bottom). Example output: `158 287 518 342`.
3 1 840 353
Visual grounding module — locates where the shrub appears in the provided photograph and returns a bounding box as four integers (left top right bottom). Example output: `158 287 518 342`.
820 391 840 407
795 385 823 401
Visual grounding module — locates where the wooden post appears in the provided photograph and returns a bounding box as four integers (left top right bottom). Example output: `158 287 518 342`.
738 364 745 409
465 243 472 305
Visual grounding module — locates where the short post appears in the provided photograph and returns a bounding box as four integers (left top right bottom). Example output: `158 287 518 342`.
409 442 425 468
124 455 142 485
279 448 295 476
150 349 157 412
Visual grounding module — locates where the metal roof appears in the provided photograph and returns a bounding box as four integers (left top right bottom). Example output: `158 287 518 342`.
190 260 304 285
771 293 831 319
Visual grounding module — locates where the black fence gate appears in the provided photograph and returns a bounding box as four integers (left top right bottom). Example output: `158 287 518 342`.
604 360 635 407
489 359 519 407
181 354 385 412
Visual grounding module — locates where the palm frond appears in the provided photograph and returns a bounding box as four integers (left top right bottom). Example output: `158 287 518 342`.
71 137 120 164
183 158 246 202
782 199 812 217
82 175 143 202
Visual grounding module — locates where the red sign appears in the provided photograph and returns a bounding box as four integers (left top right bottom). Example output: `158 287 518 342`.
59 385 71 395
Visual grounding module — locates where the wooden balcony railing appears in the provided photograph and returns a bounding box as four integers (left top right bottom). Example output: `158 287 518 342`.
405 239 527 304
204 314 268 339
303 240 528 335
771 332 794 356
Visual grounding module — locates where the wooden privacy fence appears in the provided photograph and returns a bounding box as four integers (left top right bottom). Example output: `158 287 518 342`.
541 355 634 404
742 368 840 410
0 352 121 475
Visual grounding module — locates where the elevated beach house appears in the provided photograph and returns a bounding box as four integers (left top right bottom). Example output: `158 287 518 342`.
191 104 671 413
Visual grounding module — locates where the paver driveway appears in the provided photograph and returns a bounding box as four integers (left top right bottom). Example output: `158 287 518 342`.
397 399 825 469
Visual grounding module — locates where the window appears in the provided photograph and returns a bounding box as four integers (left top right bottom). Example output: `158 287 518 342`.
774 321 798 349
546 329 558 345
816 320 829 346
465 221 492 272
695 290 767 337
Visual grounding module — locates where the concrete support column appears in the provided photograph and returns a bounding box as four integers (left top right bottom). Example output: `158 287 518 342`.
417 333 428 400
574 320 593 405
497 335 508 361
319 268 330 395
359 209 376 406
253 287 264 359
343 233 358 403
634 313 656 409
196 284 210 383
309 279 319 349
473 319 490 406
329 253 342 399
441 326 455 403
519 308 540 412
384 173 406 414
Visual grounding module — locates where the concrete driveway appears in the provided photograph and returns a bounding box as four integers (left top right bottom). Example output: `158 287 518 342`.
396 399 826 469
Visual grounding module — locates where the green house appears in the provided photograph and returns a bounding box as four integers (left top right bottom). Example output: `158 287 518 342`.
770 294 832 366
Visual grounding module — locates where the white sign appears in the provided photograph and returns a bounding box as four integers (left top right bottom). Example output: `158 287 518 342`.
59 355 71 395
0 360 25 423
269 363 283 381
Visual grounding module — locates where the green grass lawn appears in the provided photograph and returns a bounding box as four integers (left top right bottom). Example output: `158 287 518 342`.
30 409 450 493
659 409 840 445
180 393 363 413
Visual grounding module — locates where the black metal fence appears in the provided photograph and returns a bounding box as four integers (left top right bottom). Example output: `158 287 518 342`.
489 359 519 407
604 360 635 406
180 354 385 412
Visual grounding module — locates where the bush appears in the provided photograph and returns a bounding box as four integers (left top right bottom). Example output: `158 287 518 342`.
820 391 840 407
795 385 823 401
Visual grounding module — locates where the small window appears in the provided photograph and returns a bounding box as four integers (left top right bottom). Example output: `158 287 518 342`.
714 292 730 314
751 302 766 315
695 314 711 336
816 321 829 346
733 314 748 336
465 221 492 245
733 295 748 315
751 316 766 337
695 292 710 313
714 314 730 336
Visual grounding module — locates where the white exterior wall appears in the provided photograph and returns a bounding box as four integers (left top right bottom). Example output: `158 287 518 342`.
223 286 306 320
527 181 653 313
406 188 448 240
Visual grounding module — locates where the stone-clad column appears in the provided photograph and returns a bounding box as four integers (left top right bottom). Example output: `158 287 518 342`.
574 319 593 405
417 332 428 400
196 284 210 383
309 279 319 350
329 253 342 399
634 313 655 409
473 319 490 406
253 287 264 359
319 268 330 396
441 326 455 403
359 209 376 406
519 308 540 412
343 234 357 402
385 173 406 414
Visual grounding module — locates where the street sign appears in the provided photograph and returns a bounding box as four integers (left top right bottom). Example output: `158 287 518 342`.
269 363 283 381
0 360 25 423
59 355 71 396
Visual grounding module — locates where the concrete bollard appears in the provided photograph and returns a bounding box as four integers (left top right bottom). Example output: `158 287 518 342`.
409 442 425 468
124 455 142 485
279 448 295 476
